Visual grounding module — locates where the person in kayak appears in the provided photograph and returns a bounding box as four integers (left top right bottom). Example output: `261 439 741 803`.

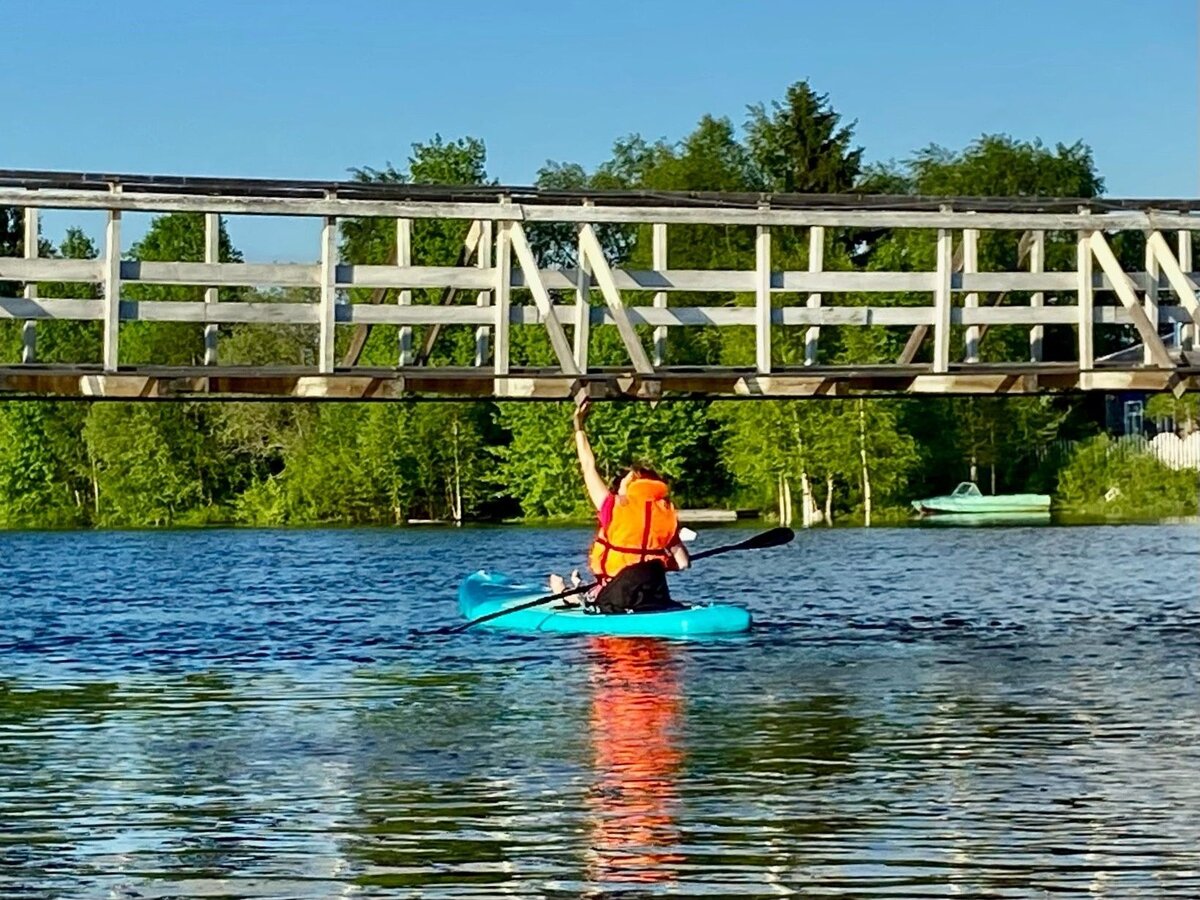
549 398 689 613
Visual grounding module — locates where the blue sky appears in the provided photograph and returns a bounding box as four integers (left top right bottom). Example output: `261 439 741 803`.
8 0 1198 260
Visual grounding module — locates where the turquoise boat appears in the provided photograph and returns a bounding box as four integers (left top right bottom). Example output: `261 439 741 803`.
458 571 752 637
912 481 1051 516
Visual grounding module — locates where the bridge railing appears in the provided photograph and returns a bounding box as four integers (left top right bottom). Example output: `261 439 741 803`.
0 171 1197 399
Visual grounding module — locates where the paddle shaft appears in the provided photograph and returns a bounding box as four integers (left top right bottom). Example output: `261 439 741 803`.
454 527 793 632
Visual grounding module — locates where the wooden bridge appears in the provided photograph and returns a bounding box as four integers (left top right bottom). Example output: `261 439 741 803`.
1 169 1197 401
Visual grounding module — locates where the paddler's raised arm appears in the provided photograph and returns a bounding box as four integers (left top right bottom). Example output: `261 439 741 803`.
572 399 609 512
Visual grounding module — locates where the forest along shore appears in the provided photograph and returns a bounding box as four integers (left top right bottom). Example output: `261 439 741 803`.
2 80 1198 530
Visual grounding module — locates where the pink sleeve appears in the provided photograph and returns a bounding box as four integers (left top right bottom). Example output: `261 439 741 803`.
597 493 616 529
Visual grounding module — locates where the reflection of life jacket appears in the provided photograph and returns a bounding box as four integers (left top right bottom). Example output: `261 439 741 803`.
588 479 679 581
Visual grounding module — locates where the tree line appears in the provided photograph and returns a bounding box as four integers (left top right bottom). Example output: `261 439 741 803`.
1 81 1196 528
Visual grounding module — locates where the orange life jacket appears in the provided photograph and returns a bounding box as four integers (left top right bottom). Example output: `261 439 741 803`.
589 478 679 581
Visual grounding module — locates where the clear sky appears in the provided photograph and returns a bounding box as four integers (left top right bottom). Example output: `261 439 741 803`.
8 0 1198 260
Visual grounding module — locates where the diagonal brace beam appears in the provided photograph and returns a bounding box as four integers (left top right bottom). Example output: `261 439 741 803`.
1089 232 1175 368
508 221 580 375
578 224 654 374
1147 231 1200 326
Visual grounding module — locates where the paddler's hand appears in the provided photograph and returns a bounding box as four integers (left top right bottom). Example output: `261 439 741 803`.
572 397 591 432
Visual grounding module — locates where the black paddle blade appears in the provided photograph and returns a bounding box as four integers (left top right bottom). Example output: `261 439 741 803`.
740 526 795 550
690 526 795 561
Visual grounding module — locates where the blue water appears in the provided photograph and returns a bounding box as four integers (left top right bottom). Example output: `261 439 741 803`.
2 523 1199 897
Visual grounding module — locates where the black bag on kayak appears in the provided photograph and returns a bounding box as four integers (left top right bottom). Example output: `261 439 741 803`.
591 560 680 614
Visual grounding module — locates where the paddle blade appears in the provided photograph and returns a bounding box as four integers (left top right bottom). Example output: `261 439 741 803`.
738 526 795 550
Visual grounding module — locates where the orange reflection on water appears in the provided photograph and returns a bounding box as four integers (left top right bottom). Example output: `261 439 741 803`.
584 636 684 886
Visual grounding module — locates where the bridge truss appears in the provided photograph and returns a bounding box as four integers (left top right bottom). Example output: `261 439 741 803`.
0 170 1197 401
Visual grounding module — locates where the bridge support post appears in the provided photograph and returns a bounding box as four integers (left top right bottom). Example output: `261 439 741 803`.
574 223 591 373
474 220 492 366
755 224 771 374
933 226 953 373
397 217 413 366
21 207 36 364
318 214 337 374
652 223 667 366
493 217 511 376
1144 232 1160 366
805 225 824 366
102 204 121 372
1181 231 1194 351
1029 230 1045 362
204 212 219 365
963 227 979 362
1076 214 1094 371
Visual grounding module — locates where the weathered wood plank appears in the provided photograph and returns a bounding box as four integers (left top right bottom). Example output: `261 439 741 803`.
1077 224 1094 370
573 224 591 372
397 217 413 365
805 226 824 366
652 222 667 365
933 228 953 373
1029 230 1045 362
318 216 337 374
103 208 121 371
204 212 219 365
475 220 492 367
0 298 104 320
4 186 1196 231
755 225 771 374
0 258 103 282
22 207 37 363
493 219 512 376
962 228 980 362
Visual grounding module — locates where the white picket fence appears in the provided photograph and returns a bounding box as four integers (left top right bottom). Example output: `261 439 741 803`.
1043 433 1200 470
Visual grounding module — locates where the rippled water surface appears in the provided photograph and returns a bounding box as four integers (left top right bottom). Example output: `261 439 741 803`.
3 523 1199 897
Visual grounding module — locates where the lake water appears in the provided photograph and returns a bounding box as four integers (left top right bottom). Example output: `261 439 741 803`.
2 522 1199 897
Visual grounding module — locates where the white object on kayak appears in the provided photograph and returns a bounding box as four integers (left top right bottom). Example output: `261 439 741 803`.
679 527 698 543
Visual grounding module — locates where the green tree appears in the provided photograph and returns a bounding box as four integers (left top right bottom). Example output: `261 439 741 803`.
746 80 863 194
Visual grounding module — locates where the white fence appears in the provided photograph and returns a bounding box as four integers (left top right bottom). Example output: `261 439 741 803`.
1044 433 1200 470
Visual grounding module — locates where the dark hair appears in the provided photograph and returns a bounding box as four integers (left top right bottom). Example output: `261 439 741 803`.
629 464 665 483
611 463 666 493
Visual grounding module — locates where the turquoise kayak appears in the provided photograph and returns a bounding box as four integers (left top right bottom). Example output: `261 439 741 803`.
458 571 752 637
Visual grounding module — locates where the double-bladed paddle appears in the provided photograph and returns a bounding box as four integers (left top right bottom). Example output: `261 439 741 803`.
453 526 795 632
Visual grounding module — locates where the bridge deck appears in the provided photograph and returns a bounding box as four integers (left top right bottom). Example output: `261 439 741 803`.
0 361 1195 401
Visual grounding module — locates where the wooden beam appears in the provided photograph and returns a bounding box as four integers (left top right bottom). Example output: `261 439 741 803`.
1181 230 1195 350
493 219 512 376
474 220 492 367
932 228 953 373
652 222 668 365
1088 232 1174 368
204 212 219 365
755 225 771 374
397 217 413 365
573 224 591 372
508 221 580 375
22 207 37 363
318 216 337 374
6 185 1197 231
1144 231 1160 366
805 226 824 366
102 207 121 371
1029 230 1045 362
962 228 979 362
1077 223 1094 370
1146 231 1200 325
578 224 654 375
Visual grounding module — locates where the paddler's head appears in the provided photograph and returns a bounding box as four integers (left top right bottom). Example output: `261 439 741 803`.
614 464 669 500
